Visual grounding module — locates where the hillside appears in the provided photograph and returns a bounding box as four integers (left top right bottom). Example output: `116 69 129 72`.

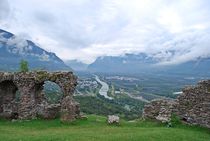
0 29 70 71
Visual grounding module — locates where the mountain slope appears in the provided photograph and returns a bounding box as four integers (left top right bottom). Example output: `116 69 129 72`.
0 29 70 71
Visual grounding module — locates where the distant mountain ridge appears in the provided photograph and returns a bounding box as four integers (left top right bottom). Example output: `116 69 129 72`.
65 60 88 71
87 53 210 75
0 29 71 71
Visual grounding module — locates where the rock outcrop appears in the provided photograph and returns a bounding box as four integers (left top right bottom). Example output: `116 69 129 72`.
0 71 79 121
107 115 120 124
143 80 210 128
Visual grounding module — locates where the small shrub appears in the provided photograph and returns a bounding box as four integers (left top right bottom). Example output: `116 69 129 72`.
169 113 182 127
19 60 29 72
167 122 172 128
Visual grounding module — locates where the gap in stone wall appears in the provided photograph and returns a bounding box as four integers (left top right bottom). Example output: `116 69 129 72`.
43 81 63 104
15 90 21 102
208 86 210 93
0 80 19 119
35 81 64 119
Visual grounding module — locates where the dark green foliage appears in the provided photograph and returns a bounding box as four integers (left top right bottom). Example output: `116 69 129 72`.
75 95 145 120
19 60 29 72
169 113 182 127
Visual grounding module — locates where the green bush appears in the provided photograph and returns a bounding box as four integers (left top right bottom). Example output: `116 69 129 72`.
168 113 182 127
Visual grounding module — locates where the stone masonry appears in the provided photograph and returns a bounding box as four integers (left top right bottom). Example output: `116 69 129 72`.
143 80 210 128
143 99 177 123
0 71 80 121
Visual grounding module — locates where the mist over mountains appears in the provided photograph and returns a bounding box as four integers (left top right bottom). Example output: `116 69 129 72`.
0 29 70 71
0 28 210 75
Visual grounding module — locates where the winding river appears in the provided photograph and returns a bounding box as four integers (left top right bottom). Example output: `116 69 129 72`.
95 75 113 100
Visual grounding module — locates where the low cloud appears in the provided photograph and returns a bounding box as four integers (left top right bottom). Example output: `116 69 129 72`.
0 32 51 61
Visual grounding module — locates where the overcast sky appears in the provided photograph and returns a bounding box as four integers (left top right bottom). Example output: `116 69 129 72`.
0 0 210 64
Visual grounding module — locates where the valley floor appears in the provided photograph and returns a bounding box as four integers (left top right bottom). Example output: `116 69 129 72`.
0 115 210 141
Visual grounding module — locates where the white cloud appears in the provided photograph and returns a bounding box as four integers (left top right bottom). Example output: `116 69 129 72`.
39 51 50 61
3 35 31 55
157 8 183 33
0 0 10 19
0 0 210 64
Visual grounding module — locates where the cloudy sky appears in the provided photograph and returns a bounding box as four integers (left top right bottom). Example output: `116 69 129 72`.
0 0 210 64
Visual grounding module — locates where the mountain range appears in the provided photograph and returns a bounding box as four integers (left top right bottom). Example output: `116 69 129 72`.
87 53 210 75
0 29 70 71
1 28 210 75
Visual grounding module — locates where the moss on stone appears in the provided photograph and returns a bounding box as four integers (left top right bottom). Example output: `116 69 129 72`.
36 71 49 81
208 87 210 93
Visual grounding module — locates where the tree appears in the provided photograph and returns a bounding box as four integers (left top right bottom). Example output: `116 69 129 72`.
19 60 29 72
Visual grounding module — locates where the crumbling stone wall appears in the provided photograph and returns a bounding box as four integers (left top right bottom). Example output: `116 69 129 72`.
143 99 177 122
176 80 210 128
0 71 80 121
143 80 210 128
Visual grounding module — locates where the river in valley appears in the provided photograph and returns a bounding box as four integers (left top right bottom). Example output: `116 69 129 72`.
95 75 113 100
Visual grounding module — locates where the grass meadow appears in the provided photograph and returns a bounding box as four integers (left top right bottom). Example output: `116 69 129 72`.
0 115 210 141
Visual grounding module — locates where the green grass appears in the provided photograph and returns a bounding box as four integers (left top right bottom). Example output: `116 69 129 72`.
0 115 210 141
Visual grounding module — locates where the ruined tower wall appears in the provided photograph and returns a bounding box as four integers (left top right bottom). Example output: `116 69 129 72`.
143 80 210 128
176 80 210 128
0 71 79 121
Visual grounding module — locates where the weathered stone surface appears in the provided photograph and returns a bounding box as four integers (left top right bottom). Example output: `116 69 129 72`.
176 80 210 128
143 80 210 128
0 71 79 121
107 115 120 124
143 99 177 123
60 96 80 122
37 101 61 119
0 79 19 119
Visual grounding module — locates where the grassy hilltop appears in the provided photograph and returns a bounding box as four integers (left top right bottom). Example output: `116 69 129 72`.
0 115 210 141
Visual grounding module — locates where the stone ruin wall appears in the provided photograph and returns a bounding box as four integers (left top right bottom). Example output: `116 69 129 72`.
143 80 210 128
0 71 80 122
